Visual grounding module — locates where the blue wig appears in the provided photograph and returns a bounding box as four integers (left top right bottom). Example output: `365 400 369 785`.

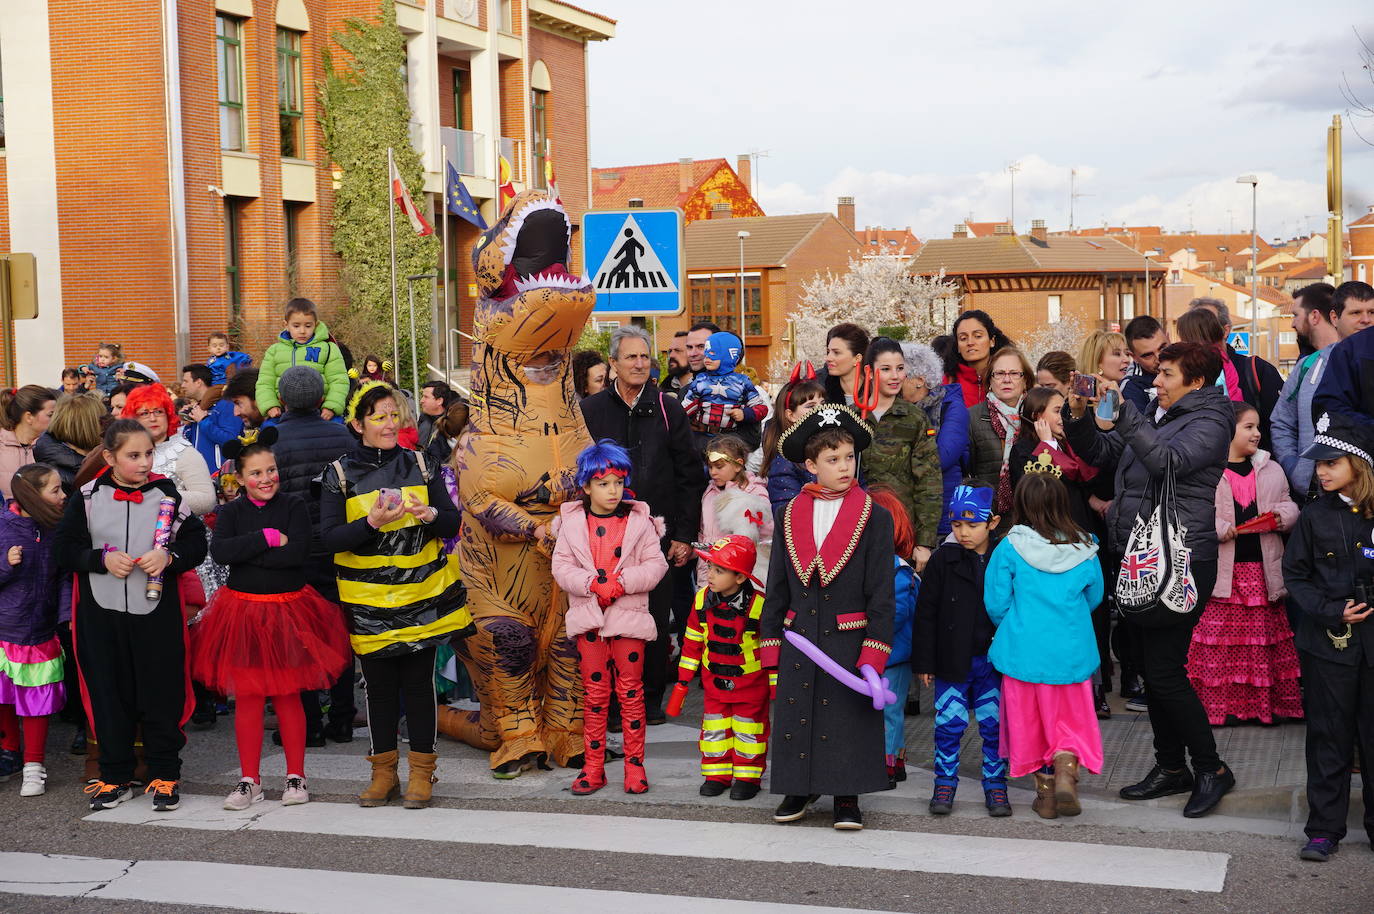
575 438 634 490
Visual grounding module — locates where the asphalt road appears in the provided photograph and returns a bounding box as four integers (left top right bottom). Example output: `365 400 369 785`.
0 713 1370 913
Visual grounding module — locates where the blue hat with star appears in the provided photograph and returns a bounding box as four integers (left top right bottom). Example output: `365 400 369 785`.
947 483 995 523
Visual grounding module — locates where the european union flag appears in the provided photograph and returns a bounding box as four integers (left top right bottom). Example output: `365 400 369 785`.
446 162 488 230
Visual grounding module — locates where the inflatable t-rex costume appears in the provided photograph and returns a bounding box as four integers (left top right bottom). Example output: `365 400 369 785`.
438 189 594 775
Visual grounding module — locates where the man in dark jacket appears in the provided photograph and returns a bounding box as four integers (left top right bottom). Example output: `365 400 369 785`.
580 326 707 720
1312 282 1374 429
271 365 357 743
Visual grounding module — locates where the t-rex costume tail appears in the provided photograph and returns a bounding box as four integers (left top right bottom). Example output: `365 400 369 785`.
438 189 594 772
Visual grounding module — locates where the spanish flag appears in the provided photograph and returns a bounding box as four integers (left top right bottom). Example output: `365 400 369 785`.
390 158 433 236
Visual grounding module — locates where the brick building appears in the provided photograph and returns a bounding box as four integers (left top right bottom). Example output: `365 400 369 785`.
591 156 763 224
853 225 921 259
651 201 861 369
0 0 612 384
908 221 1167 342
1352 205 1374 285
1164 267 1297 369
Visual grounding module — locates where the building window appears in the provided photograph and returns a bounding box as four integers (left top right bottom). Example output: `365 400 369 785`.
531 89 548 189
277 29 305 159
1047 294 1061 323
216 15 245 152
452 69 464 129
225 198 244 323
284 202 304 295
1280 331 1297 345
689 273 763 337
1120 292 1135 320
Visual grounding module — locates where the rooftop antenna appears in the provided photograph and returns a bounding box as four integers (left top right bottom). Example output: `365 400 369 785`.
1069 167 1094 232
1007 161 1022 231
747 148 771 196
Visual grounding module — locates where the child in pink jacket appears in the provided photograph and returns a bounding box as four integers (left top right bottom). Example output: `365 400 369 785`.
1188 403 1303 725
697 434 772 588
552 439 668 797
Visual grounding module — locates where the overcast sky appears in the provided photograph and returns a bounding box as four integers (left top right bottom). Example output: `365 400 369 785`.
586 1 1374 242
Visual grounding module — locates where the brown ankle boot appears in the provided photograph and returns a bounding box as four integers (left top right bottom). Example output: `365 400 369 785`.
359 750 400 807
1053 752 1081 816
403 751 438 809
1032 772 1058 819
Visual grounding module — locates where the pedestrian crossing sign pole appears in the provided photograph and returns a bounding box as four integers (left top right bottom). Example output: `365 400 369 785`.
583 208 685 315
1227 330 1250 357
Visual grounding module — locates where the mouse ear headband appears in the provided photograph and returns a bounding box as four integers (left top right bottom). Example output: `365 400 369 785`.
221 425 278 461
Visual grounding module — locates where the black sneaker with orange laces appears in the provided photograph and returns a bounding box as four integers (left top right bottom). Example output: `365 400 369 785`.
145 778 180 811
85 781 133 811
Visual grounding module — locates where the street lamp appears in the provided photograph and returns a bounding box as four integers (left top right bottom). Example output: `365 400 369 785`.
737 230 751 353
1235 175 1261 358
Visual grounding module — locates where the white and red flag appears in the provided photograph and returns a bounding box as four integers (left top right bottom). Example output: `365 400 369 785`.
390 159 433 236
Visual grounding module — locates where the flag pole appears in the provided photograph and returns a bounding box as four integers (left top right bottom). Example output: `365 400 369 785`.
441 143 451 382
388 146 400 388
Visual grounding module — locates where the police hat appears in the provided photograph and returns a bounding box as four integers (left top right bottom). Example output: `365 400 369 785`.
1302 412 1374 466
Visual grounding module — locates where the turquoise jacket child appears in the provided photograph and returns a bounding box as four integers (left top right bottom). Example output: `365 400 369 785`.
984 524 1103 685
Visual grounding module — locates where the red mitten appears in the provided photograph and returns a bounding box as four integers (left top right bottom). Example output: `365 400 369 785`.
589 576 624 608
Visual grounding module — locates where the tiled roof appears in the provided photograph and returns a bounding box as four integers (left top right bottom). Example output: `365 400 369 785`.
1258 286 1293 306
854 227 921 255
1351 210 1374 228
592 159 731 210
1121 232 1278 267
908 234 1166 275
1286 260 1330 279
685 213 850 270
1054 225 1163 237
1258 257 1323 275
963 221 1009 237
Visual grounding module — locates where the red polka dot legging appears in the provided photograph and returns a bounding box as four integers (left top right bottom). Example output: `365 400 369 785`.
574 632 647 794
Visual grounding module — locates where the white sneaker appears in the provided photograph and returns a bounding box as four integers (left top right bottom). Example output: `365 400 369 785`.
282 774 310 806
223 778 264 810
19 763 46 797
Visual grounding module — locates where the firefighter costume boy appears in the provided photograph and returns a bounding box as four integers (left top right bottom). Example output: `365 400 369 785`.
674 535 774 801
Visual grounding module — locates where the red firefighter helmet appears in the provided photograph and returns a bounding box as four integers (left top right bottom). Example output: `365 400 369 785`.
694 534 762 586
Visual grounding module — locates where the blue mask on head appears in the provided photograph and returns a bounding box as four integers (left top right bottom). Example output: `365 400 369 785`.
703 331 743 375
947 484 994 523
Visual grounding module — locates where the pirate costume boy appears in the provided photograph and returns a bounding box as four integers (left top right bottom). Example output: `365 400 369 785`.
759 403 895 831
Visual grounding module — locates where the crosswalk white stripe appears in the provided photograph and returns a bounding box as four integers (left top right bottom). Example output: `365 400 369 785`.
0 852 893 914
87 796 1228 892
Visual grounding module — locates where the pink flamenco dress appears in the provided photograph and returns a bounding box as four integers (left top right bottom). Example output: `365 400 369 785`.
1187 457 1303 725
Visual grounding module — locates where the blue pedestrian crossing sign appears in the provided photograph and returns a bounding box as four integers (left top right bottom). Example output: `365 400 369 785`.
1227 331 1250 356
583 208 685 315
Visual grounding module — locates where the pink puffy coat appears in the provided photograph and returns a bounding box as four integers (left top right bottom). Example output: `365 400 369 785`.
696 473 773 589
1212 449 1299 602
552 498 668 640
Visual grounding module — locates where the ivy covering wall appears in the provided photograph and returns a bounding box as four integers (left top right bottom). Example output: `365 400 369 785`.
319 0 437 392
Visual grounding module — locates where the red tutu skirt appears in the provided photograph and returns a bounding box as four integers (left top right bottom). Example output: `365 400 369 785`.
189 586 352 697
1187 562 1304 726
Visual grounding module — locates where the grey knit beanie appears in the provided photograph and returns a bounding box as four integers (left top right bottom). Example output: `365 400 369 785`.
278 365 324 411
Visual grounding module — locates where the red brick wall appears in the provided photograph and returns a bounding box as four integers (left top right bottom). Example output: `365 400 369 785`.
0 155 9 252
50 0 176 373
438 55 473 130
179 0 226 362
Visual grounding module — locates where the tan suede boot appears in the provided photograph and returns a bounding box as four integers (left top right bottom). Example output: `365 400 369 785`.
358 750 400 807
1053 752 1081 816
403 751 438 809
1032 772 1058 819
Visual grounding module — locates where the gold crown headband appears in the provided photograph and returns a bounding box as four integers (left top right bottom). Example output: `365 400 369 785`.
1022 451 1063 478
706 450 744 467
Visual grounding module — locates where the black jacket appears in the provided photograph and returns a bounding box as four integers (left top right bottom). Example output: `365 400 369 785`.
1282 493 1374 667
580 380 706 544
34 433 85 493
210 492 313 594
1229 346 1283 451
913 540 995 682
1071 385 1231 562
273 408 354 593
